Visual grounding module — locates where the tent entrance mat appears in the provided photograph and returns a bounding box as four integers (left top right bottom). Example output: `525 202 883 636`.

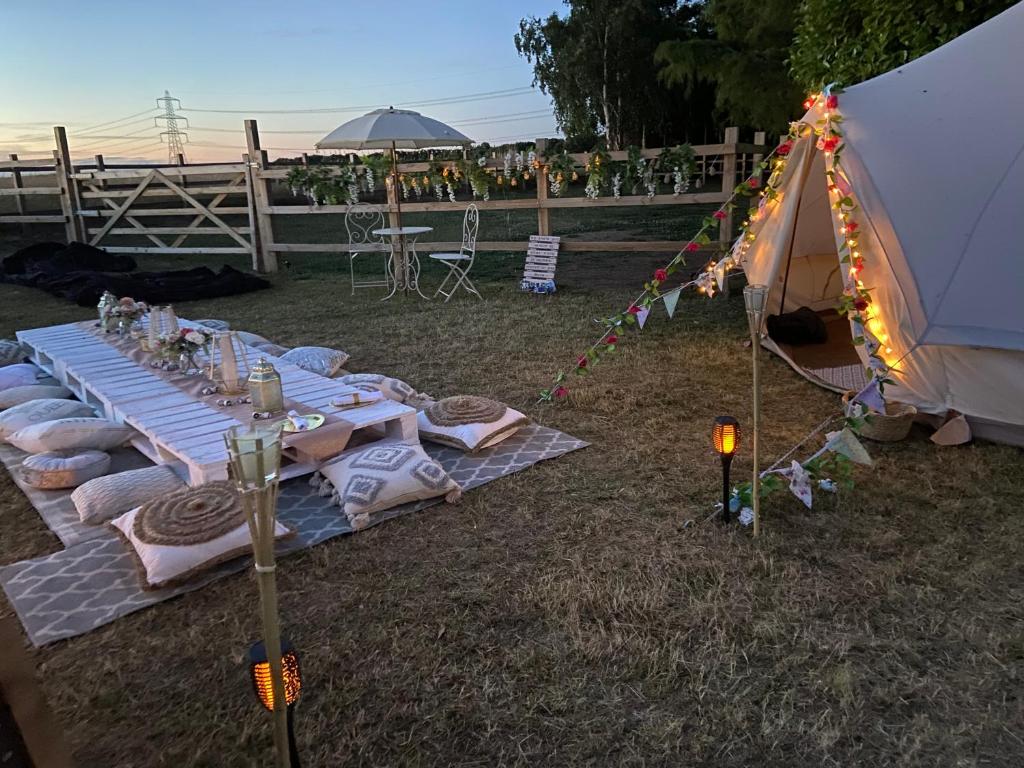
1 425 587 646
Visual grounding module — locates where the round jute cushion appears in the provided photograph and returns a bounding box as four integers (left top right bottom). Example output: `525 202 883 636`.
425 395 507 427
133 481 244 546
21 449 111 489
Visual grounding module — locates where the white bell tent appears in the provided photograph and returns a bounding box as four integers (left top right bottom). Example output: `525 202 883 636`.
740 1 1024 445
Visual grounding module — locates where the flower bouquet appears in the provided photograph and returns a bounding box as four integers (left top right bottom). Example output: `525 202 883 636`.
155 327 214 374
107 297 149 335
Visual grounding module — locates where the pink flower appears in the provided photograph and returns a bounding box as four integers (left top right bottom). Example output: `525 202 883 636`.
553 385 568 399
854 297 869 312
713 210 727 220
748 177 761 189
653 269 667 282
821 136 840 152
777 140 792 156
577 355 587 369
685 242 700 253
606 334 618 345
846 221 859 233
826 94 839 110
627 305 641 315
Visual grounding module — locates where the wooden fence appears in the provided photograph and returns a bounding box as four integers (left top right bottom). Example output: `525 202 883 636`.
1 122 768 274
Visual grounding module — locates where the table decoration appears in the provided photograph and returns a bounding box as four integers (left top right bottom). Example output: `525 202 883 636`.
109 297 148 337
248 358 284 414
155 327 214 376
208 332 253 395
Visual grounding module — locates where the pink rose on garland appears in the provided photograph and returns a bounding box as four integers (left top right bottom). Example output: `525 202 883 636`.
577 355 588 369
821 136 840 152
684 242 700 253
713 210 727 220
606 334 618 344
553 385 568 399
846 221 858 232
826 94 838 110
653 269 667 282
627 305 641 315
777 140 792 156
854 297 869 312
748 177 761 189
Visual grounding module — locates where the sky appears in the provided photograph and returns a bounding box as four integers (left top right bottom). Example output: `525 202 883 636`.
0 0 564 163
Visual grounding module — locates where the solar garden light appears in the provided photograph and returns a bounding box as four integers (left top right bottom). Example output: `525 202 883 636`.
224 422 291 768
743 284 769 538
250 638 303 768
712 416 740 523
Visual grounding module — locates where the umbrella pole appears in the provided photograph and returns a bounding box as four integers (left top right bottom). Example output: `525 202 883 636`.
391 142 407 293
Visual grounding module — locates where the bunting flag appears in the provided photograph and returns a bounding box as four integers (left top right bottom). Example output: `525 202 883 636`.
785 460 813 508
636 306 650 329
663 289 681 319
738 507 754 527
825 428 873 466
713 260 730 293
852 378 886 413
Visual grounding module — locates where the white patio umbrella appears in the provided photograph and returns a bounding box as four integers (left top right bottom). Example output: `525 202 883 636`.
315 107 473 228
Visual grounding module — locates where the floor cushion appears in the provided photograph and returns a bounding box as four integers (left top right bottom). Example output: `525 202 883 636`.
0 363 42 392
8 417 134 454
253 341 289 358
317 442 460 530
417 396 529 452
280 346 349 377
0 384 72 411
20 449 111 489
0 399 95 441
338 373 433 409
0 340 25 368
72 465 186 525
236 330 272 347
109 481 291 590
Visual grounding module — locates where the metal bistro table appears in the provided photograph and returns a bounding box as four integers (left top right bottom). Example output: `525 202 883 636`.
373 225 432 300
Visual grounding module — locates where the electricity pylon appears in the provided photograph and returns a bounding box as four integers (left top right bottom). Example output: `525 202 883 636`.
155 90 189 165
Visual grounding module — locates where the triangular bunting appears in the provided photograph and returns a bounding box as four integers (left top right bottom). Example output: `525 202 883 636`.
825 428 873 466
713 261 729 293
663 289 681 319
852 378 886 413
786 460 813 508
636 306 650 329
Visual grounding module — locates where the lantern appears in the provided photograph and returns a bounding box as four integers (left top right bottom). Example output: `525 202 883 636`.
248 357 284 414
712 416 740 523
249 639 302 767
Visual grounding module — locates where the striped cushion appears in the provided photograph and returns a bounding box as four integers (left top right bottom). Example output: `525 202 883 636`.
72 465 186 524
0 340 25 368
8 417 134 454
0 384 72 411
0 363 41 392
0 399 95 441
21 450 111 490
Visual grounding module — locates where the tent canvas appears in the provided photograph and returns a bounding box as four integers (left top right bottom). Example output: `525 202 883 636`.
739 1 1024 445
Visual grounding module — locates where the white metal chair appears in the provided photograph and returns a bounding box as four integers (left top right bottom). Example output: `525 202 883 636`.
429 203 480 301
345 203 390 294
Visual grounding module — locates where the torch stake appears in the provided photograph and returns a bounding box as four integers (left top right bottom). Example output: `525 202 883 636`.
721 453 734 524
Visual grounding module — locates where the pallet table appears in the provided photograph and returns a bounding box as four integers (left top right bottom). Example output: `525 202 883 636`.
17 320 417 485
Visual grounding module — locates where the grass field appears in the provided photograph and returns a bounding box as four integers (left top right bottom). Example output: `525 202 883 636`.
0 225 1022 767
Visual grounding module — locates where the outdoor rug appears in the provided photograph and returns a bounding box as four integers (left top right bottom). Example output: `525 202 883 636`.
0 444 152 548
1 425 587 646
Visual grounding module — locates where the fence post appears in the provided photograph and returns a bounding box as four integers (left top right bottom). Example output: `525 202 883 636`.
52 127 82 243
243 119 278 274
752 131 766 171
8 154 29 236
535 139 550 238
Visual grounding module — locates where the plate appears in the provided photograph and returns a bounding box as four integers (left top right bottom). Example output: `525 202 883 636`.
279 414 325 433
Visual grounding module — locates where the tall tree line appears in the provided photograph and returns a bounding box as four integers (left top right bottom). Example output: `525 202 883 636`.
516 0 1015 147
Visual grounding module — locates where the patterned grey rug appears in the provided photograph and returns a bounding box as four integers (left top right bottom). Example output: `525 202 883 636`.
1 425 587 646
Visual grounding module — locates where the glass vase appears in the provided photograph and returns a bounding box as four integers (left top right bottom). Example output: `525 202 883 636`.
178 351 201 375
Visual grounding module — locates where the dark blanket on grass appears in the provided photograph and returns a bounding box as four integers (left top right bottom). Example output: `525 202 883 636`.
1 241 270 306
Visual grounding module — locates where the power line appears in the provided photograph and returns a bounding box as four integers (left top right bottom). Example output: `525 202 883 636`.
179 86 537 115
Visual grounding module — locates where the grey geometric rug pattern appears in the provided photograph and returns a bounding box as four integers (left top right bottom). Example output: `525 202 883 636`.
806 363 869 393
0 444 152 548
1 425 587 646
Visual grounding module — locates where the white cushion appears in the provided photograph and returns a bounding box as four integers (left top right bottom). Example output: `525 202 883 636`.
338 373 433 408
21 449 111 489
109 481 291 590
280 346 349 378
428 252 470 260
8 417 134 454
0 384 72 411
72 465 186 524
417 396 528 452
0 363 42 392
0 399 95 441
319 442 460 530
0 340 25 368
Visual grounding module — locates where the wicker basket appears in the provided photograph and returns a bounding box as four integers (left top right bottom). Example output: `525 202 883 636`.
842 392 917 442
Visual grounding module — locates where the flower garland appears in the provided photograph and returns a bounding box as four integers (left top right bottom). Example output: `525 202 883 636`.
545 152 575 197
286 166 360 206
659 144 696 196
584 149 610 199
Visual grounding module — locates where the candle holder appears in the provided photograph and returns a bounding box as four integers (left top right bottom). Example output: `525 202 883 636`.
208 332 253 395
249 357 284 414
743 284 768 537
250 638 303 767
225 423 291 768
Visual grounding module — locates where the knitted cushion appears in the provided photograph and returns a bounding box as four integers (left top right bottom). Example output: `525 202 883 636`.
338 373 433 409
0 363 42 392
417 396 529 452
0 340 25 368
109 482 291 590
21 449 111 489
72 465 187 524
280 346 349 377
0 399 95 441
317 442 460 530
9 417 134 454
0 384 72 411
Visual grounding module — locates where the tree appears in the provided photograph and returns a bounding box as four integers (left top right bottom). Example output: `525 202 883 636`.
654 0 803 133
790 0 1017 90
515 1 717 149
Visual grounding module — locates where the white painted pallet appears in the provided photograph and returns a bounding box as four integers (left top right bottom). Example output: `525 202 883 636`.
17 320 417 486
522 235 560 292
